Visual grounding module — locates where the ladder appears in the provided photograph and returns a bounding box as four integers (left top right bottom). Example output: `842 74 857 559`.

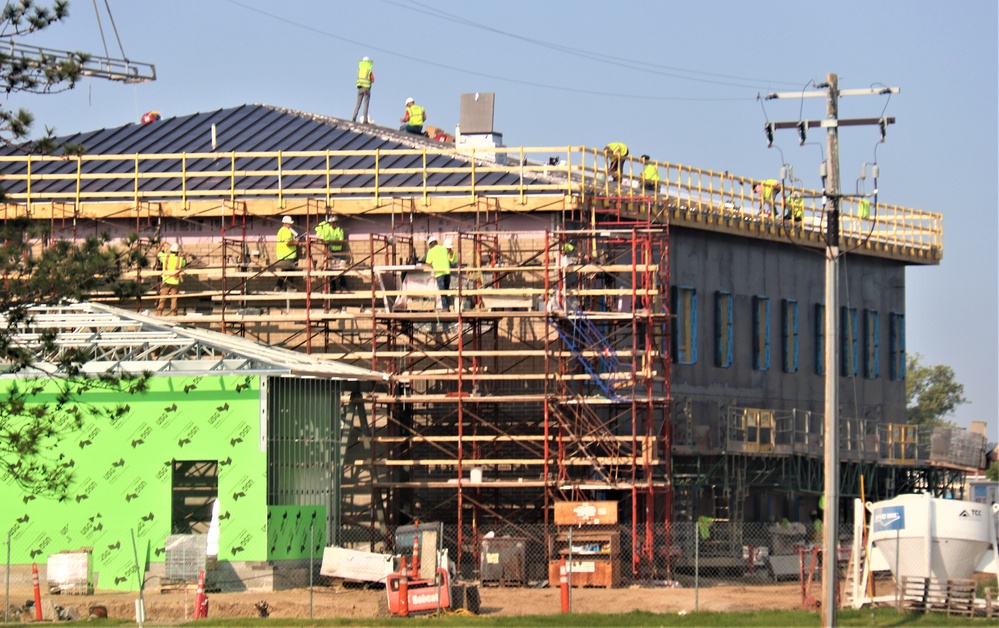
548 303 632 401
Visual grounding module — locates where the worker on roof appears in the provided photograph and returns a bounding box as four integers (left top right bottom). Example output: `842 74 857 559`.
604 143 629 181
424 235 452 313
275 216 300 292
156 242 186 317
351 57 374 124
753 179 782 218
640 154 661 193
400 98 426 135
315 214 348 291
786 191 804 222
141 110 161 124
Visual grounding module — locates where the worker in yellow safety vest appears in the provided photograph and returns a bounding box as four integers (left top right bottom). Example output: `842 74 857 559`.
424 235 452 312
786 191 804 222
859 198 871 219
640 154 661 192
156 242 186 316
810 510 824 544
315 214 348 291
604 142 629 180
275 216 300 291
351 57 374 123
754 179 782 217
400 98 426 135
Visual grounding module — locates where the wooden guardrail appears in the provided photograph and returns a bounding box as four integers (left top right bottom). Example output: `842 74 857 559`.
0 146 943 256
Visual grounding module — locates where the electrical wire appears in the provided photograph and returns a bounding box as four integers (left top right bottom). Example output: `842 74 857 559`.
382 0 801 90
841 253 864 426
223 0 760 102
760 78 898 262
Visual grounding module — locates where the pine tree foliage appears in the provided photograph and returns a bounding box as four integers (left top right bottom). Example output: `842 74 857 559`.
0 2 154 497
0 220 154 497
0 1 90 157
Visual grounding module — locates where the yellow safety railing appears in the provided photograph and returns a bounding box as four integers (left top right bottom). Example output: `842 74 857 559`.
0 146 943 254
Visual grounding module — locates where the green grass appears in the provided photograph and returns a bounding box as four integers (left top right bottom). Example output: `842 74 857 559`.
179 608 996 627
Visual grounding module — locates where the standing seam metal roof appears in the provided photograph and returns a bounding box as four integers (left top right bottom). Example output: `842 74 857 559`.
0 104 544 201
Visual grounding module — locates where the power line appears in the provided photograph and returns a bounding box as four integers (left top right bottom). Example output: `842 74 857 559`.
386 0 803 90
223 0 758 102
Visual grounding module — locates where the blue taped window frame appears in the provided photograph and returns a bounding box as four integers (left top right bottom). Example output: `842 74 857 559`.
840 306 858 377
864 309 880 379
782 299 799 373
671 285 697 365
814 303 825 376
752 295 770 371
715 290 733 368
889 311 906 381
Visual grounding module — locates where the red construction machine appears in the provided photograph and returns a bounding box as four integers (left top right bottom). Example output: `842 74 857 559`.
384 523 479 617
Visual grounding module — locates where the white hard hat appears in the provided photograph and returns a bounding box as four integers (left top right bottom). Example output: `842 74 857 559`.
406 97 415 104
170 243 180 252
443 238 453 248
281 216 294 224
362 56 370 61
427 235 438 244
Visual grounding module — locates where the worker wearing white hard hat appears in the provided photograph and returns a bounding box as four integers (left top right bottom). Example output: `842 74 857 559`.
443 238 457 266
156 241 186 317
275 216 300 291
424 235 452 312
400 97 426 135
352 56 374 123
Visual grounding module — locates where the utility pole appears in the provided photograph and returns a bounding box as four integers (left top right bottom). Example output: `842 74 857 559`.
763 72 899 628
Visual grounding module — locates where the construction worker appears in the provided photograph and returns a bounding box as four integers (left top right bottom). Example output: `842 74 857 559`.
810 510 824 544
640 154 661 192
156 242 186 316
424 235 452 312
444 237 457 266
786 191 805 222
399 98 426 135
275 216 300 292
604 142 629 180
859 198 871 219
314 214 347 291
754 179 782 217
351 57 374 123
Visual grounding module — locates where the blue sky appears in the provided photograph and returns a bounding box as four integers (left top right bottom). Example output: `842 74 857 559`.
10 1 997 439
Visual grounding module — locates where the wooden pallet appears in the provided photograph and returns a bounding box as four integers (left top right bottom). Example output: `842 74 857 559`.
986 587 998 619
900 576 976 617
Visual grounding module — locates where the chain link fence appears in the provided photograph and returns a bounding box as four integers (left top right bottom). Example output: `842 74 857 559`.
370 521 834 588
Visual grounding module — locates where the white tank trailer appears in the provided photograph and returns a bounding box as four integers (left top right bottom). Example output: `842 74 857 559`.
868 492 998 580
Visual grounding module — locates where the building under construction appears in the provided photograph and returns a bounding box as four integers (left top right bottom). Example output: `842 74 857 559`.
0 101 982 582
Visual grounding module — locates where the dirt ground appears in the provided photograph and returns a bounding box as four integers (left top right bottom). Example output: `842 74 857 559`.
5 579 805 622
